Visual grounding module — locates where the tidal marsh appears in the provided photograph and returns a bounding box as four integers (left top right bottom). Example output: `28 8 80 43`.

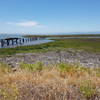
0 38 100 56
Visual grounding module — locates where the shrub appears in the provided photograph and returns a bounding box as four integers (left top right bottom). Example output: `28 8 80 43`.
58 63 73 72
58 63 81 72
80 80 96 99
20 62 43 71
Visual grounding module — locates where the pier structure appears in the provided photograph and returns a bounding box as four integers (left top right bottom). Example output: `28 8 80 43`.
0 37 45 48
0 38 21 48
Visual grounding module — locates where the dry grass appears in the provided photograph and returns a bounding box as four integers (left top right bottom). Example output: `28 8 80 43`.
0 63 100 100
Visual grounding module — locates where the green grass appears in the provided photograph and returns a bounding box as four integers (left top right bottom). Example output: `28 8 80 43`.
20 62 43 71
0 38 100 56
80 80 96 99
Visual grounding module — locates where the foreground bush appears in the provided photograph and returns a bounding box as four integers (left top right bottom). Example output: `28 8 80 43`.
0 63 100 100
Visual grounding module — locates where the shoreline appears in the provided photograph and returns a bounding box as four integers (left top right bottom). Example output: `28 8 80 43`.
0 38 100 68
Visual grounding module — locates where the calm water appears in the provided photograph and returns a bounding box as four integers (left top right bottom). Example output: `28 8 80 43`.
0 34 23 39
0 34 53 48
47 36 100 39
0 34 100 48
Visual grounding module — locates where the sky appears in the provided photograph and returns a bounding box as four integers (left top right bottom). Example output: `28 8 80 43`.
0 0 100 34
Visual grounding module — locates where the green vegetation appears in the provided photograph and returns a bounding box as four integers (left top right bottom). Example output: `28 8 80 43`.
20 62 43 71
58 63 90 73
0 35 100 100
80 80 96 99
0 38 100 56
24 34 100 38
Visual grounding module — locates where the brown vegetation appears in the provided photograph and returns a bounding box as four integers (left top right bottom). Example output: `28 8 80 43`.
0 63 100 100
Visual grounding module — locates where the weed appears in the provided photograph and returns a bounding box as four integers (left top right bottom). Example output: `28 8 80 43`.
20 62 43 71
80 80 96 99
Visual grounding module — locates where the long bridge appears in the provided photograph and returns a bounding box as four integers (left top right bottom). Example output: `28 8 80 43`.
0 37 45 48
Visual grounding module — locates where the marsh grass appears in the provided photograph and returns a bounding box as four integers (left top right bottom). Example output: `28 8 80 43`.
1 38 100 56
20 62 43 71
0 63 11 74
80 80 96 99
0 84 19 100
0 63 100 100
94 67 100 77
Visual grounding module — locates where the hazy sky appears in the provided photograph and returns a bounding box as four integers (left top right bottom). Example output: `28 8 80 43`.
0 0 100 34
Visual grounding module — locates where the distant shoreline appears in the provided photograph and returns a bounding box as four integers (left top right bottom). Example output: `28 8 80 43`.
24 34 100 38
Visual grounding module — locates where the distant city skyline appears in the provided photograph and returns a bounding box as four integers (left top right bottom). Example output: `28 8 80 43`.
0 0 100 34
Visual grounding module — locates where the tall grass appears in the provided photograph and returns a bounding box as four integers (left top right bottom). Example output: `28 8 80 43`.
0 63 11 74
0 63 100 100
20 62 43 71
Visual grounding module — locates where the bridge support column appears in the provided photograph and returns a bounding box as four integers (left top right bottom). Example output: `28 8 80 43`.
1 39 4 47
6 40 10 46
12 40 14 45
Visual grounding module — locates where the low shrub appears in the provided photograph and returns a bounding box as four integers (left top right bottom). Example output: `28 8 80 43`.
20 62 43 71
80 80 96 99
